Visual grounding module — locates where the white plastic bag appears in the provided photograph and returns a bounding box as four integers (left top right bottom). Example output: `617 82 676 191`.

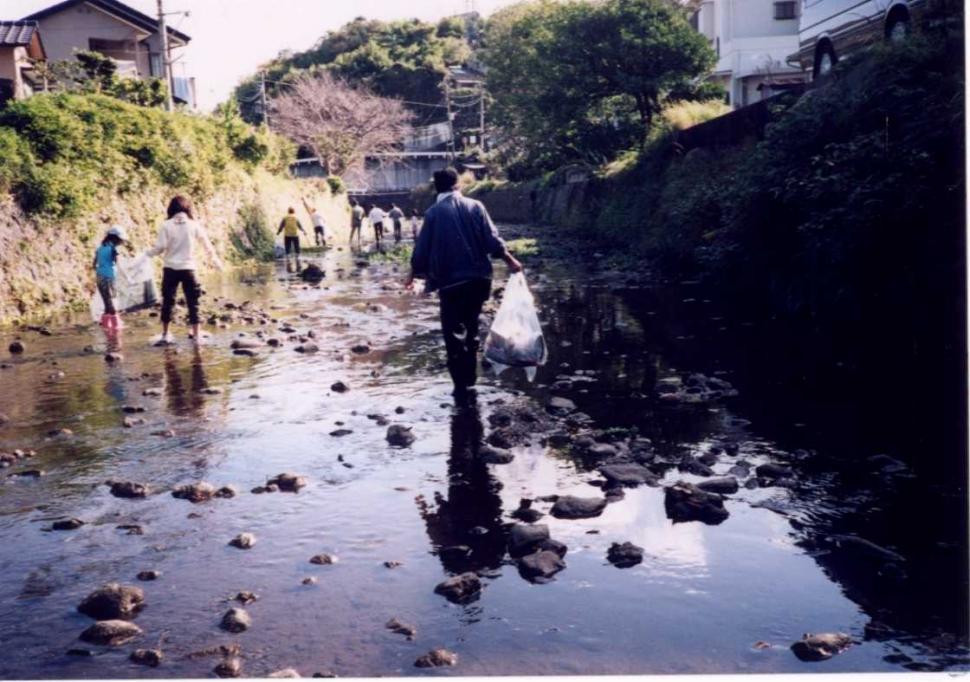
89 255 157 321
484 273 547 377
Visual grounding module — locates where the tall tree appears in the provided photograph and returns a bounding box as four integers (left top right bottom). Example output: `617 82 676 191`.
482 0 717 176
267 72 413 176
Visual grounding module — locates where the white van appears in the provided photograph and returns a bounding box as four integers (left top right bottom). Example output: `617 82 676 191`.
790 0 927 77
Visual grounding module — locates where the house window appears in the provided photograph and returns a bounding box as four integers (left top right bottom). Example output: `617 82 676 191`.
774 1 798 19
149 53 163 77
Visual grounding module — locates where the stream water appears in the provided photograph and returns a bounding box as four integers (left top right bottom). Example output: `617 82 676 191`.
0 225 965 678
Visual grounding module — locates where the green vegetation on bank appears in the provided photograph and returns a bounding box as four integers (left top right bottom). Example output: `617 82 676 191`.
478 37 963 327
0 92 293 219
481 0 720 178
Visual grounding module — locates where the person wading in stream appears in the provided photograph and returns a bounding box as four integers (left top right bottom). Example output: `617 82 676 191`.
277 207 307 259
406 168 522 400
146 195 223 346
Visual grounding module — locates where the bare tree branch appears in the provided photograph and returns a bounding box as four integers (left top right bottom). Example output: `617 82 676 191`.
268 72 414 176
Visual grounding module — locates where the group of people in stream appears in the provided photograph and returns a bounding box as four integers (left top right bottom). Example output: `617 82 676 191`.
91 168 522 399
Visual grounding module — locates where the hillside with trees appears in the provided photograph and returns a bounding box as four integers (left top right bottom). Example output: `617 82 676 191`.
233 15 479 127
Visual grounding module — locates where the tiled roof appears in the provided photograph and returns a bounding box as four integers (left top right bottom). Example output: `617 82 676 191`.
0 21 38 47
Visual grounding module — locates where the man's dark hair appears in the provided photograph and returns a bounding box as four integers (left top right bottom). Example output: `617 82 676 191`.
167 195 194 219
433 168 460 194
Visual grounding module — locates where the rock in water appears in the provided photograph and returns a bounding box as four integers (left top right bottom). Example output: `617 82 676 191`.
79 620 142 646
267 473 307 492
172 482 217 503
8 340 25 354
508 523 550 557
295 343 319 353
309 553 336 565
214 658 243 678
234 591 258 605
108 481 149 498
550 495 607 519
545 396 576 416
77 583 145 620
511 499 543 522
229 533 256 549
664 481 729 525
136 570 160 581
386 618 417 640
220 608 252 633
480 445 514 464
130 649 163 667
104 353 123 363
756 463 793 480
607 542 644 568
790 633 852 661
697 476 740 495
518 550 566 582
386 425 415 447
269 668 302 678
301 263 325 283
51 518 85 531
433 572 482 603
350 344 370 354
330 381 349 393
414 649 458 668
598 463 657 487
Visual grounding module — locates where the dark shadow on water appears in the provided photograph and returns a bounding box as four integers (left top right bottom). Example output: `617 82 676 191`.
419 400 507 576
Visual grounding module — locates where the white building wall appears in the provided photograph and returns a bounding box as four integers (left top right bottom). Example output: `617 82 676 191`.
33 3 149 74
697 0 807 108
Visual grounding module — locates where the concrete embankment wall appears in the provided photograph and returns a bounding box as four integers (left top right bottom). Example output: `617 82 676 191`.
0 171 349 324
471 170 603 231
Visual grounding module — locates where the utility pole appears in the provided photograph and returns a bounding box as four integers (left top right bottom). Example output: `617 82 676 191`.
260 71 270 128
156 0 174 111
444 79 456 162
479 85 485 150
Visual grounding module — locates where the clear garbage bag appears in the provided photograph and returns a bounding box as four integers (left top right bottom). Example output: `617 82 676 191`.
89 254 158 321
484 272 547 378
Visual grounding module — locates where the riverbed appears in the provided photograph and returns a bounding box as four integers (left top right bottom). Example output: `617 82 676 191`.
0 225 965 677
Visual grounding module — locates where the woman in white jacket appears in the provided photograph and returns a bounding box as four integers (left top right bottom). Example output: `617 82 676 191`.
145 195 223 345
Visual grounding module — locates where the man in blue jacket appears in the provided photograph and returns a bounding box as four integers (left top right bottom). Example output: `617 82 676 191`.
406 168 522 399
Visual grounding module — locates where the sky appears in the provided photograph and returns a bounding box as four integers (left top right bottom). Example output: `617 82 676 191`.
6 0 520 110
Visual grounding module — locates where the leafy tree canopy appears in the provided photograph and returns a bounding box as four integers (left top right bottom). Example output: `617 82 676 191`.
482 0 718 178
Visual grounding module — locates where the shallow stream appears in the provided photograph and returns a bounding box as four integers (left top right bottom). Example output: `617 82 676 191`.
0 225 965 677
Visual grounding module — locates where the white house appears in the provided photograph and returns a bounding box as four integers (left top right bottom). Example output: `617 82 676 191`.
692 0 809 108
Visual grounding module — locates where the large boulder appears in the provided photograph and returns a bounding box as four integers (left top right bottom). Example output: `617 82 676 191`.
550 495 607 519
433 572 482 603
697 476 740 495
664 481 729 525
77 583 145 620
545 396 576 416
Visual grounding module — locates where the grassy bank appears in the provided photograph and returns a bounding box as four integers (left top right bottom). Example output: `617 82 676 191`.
0 93 351 323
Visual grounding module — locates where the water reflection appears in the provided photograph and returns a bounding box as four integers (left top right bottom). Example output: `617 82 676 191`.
163 347 208 417
419 401 506 575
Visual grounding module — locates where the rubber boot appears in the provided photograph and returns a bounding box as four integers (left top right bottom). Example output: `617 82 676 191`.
100 313 111 328
112 314 124 330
